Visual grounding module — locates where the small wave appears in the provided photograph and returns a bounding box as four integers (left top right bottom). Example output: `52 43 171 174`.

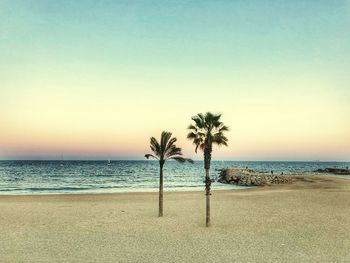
26 187 93 192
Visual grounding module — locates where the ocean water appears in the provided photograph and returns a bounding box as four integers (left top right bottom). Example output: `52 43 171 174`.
0 160 349 195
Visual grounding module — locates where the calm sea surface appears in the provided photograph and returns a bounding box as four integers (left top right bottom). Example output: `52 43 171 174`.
0 161 348 195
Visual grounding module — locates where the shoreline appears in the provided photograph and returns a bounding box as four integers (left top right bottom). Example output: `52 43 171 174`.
0 186 250 197
0 187 254 198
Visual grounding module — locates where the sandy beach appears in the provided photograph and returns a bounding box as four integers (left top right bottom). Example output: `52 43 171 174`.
0 175 349 263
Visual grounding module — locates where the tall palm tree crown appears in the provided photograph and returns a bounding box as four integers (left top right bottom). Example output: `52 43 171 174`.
187 112 229 169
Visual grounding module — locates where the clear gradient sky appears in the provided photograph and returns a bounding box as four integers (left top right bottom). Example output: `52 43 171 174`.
1 0 349 161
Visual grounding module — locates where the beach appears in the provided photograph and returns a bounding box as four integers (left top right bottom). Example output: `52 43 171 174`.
0 175 349 262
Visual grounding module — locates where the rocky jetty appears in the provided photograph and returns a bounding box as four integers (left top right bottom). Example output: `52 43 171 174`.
218 168 291 186
314 167 350 175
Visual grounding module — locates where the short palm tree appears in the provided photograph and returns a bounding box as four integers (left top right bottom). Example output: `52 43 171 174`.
145 131 193 217
187 112 229 227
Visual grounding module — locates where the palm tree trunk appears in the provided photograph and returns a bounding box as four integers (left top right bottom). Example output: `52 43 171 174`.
204 144 212 227
205 168 210 227
159 165 164 217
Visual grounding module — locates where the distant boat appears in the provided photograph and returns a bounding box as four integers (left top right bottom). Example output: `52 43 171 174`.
60 154 64 166
107 158 111 166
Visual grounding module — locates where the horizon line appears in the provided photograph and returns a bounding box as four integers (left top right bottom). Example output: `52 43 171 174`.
0 159 349 163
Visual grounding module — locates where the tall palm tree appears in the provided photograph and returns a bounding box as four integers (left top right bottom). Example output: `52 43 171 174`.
187 112 229 227
145 131 193 217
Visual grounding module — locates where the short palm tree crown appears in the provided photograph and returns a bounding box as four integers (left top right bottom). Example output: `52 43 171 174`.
145 131 193 163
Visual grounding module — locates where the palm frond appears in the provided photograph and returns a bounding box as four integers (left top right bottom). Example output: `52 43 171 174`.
168 156 193 163
187 132 198 140
150 137 161 156
219 125 229 132
165 145 183 159
169 156 186 163
164 137 177 153
144 154 159 160
212 133 228 146
191 114 205 129
160 131 172 154
195 144 199 153
204 112 214 123
187 124 198 131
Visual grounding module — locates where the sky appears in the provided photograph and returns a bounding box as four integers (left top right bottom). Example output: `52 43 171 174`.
0 0 349 161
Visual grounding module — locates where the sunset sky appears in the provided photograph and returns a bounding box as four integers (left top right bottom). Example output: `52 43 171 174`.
1 1 349 161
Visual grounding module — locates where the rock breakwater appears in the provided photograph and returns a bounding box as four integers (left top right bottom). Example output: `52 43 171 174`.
314 168 350 175
218 168 292 186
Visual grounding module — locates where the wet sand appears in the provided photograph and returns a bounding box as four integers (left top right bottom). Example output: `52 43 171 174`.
0 175 349 262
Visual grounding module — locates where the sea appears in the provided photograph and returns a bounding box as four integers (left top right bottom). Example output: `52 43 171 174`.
0 160 349 195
